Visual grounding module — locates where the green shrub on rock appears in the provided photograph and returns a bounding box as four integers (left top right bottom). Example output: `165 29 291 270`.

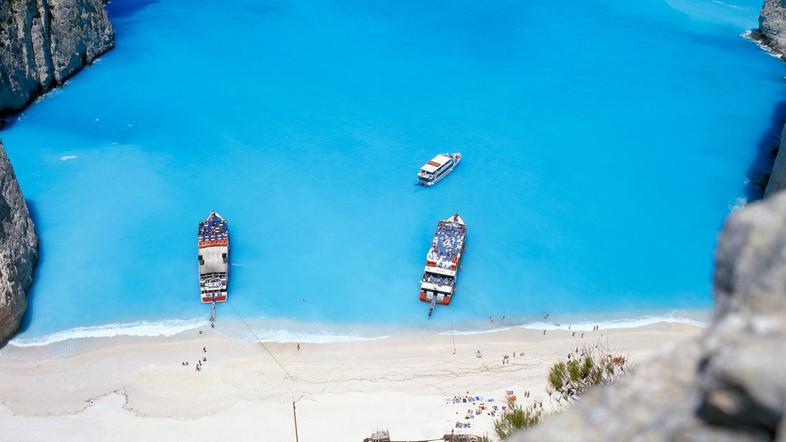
547 346 627 403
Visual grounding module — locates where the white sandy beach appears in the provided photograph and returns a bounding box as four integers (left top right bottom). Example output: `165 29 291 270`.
0 322 700 441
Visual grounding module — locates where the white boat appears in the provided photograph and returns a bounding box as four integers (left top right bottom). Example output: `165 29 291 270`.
198 211 229 304
417 152 461 186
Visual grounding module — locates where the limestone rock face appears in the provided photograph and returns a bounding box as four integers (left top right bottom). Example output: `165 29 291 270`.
513 192 786 441
753 0 786 197
759 1 786 197
0 141 37 344
0 0 114 115
758 0 786 55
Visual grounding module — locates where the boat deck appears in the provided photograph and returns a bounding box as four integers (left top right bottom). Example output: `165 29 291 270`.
198 211 229 304
198 212 228 245
428 220 466 267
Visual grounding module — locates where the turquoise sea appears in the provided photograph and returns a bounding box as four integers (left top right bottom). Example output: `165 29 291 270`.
3 0 785 344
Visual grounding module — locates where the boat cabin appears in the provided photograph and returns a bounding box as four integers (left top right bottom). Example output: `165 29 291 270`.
418 154 455 185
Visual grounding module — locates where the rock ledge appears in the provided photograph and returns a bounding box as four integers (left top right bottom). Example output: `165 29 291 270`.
0 141 37 344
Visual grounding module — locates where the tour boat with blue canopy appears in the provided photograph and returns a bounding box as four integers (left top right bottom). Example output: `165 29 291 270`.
198 211 229 304
420 214 466 317
417 152 461 186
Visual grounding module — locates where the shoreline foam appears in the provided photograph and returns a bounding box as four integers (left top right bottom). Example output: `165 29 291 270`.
441 314 707 336
9 310 709 348
0 320 702 440
743 29 785 59
9 318 209 347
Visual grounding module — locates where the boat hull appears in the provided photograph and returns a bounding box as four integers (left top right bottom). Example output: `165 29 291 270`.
201 294 227 303
419 291 452 305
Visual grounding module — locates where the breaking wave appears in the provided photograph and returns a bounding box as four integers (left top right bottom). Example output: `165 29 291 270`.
441 314 707 336
9 318 209 347
743 30 785 59
8 318 391 347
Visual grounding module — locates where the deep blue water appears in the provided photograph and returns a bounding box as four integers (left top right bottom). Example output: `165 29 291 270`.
3 0 785 342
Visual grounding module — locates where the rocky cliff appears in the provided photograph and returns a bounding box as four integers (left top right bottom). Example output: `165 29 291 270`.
0 142 36 344
753 0 786 54
758 0 786 55
513 192 786 441
758 1 786 196
0 0 114 116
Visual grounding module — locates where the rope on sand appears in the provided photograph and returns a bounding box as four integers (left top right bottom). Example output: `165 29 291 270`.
227 302 299 384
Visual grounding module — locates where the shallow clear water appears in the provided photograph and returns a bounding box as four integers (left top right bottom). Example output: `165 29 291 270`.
3 0 785 341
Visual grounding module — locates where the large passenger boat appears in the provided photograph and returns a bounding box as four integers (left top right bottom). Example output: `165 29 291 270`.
417 153 461 186
420 214 466 317
198 211 229 304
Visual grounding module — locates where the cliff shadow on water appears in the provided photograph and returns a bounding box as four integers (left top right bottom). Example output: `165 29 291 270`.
10 200 41 344
0 116 20 132
745 99 786 200
105 0 159 21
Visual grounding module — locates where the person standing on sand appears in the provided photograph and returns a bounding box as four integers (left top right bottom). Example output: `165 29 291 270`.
297 343 300 351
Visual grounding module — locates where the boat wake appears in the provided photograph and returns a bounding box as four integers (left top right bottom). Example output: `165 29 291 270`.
711 0 746 10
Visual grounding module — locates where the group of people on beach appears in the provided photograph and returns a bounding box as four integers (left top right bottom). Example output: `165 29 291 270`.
449 391 498 429
501 352 521 365
449 388 540 430
181 345 208 372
